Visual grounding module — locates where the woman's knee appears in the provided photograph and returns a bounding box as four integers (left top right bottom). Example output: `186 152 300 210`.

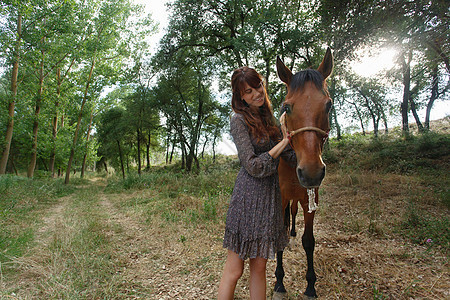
224 251 244 281
249 257 267 274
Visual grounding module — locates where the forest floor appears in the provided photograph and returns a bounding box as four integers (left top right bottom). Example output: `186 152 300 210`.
1 163 448 299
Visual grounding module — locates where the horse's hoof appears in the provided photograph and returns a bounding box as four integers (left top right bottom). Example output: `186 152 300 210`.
272 291 288 300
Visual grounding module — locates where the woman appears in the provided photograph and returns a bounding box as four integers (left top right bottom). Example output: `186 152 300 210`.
218 67 295 299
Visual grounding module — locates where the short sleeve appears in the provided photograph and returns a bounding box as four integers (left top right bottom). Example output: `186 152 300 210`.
230 114 279 178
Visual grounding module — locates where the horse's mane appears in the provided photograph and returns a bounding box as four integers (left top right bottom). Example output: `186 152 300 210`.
290 69 327 94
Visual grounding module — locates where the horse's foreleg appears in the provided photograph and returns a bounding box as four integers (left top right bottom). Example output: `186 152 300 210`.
302 212 317 298
274 251 286 294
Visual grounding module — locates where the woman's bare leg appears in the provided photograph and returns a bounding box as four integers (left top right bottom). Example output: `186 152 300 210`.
249 257 267 299
218 250 244 300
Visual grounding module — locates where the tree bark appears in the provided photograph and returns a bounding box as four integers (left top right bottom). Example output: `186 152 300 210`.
0 14 22 174
65 58 96 184
137 127 142 175
425 65 439 130
50 58 75 177
49 68 61 177
331 105 341 140
400 51 412 135
117 140 125 179
27 49 45 178
146 132 151 169
408 96 424 133
81 110 94 178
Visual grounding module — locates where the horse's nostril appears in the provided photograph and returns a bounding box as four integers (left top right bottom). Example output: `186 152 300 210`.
297 166 326 188
297 168 304 182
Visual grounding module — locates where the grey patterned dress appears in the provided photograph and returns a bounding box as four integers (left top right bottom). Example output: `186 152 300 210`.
223 113 296 260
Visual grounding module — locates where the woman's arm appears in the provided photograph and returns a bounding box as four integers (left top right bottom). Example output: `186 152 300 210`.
268 137 289 159
231 114 279 178
269 112 290 159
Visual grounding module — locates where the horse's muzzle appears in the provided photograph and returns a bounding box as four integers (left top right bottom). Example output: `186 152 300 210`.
296 165 326 188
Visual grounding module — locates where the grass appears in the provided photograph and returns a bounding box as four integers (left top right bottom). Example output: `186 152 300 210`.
38 187 123 299
0 175 75 264
104 156 238 225
0 177 126 298
0 131 448 298
323 131 449 255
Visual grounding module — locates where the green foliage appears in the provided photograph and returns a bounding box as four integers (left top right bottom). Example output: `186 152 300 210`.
325 132 450 175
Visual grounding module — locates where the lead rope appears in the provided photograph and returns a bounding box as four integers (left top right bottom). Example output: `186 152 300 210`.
307 188 318 213
280 112 319 214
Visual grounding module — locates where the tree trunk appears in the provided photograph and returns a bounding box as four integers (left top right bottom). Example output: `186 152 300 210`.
49 68 61 177
81 110 94 178
0 14 22 174
358 90 378 137
212 133 217 162
65 58 96 184
201 137 208 159
350 102 365 135
146 132 151 169
137 127 142 175
425 65 439 130
117 140 125 179
331 105 342 140
169 140 175 164
409 96 424 133
400 51 412 135
28 49 45 178
50 59 75 177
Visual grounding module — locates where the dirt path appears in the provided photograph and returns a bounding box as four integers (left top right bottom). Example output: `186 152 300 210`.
97 180 449 299
98 186 225 299
3 177 448 299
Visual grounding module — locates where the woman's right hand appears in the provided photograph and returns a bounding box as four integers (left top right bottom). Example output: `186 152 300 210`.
280 112 289 141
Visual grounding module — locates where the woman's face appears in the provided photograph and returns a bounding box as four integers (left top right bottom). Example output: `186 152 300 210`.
240 81 265 108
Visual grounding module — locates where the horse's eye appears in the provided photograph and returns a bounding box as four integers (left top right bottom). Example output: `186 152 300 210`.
282 103 292 115
325 101 332 113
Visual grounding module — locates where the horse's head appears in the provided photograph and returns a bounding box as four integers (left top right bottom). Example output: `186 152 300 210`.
277 48 333 188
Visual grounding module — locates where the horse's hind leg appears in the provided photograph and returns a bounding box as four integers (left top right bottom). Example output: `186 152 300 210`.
302 211 317 298
290 199 298 237
273 201 289 299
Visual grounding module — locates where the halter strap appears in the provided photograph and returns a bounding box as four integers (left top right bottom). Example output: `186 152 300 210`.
280 112 329 143
289 126 329 138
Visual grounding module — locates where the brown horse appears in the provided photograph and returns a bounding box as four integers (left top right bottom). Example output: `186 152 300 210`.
274 48 333 299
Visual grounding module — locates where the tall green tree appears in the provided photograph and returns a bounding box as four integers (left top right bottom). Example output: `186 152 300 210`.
0 1 24 174
64 0 143 183
97 106 128 178
154 46 221 172
319 0 449 134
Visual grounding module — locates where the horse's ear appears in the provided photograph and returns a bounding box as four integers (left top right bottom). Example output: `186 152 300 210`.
317 47 333 79
276 56 292 86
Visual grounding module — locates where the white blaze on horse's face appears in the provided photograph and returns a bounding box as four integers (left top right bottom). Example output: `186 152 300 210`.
277 48 333 188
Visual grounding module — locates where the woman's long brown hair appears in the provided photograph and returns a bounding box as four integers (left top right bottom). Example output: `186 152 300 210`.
231 67 280 143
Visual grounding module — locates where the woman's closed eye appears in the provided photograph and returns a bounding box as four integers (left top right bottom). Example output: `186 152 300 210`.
244 82 264 94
